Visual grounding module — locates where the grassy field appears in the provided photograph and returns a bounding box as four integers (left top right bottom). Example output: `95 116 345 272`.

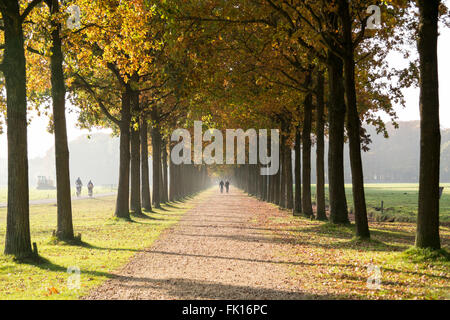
309 183 450 223
0 193 205 299
0 186 117 204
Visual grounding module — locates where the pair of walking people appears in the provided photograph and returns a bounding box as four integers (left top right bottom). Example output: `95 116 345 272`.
76 177 94 197
219 180 230 193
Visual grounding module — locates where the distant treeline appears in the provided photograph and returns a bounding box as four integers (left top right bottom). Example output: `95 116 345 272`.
0 133 152 187
309 121 450 183
0 120 449 187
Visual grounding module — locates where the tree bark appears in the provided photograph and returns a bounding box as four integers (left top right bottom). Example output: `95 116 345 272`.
2 1 32 257
416 0 441 249
114 86 132 219
286 145 293 210
169 147 175 201
151 112 162 208
316 71 327 221
48 0 74 240
327 51 349 224
162 139 169 203
141 117 152 211
339 0 370 238
274 143 281 205
302 87 313 217
280 139 286 208
130 120 142 215
159 140 164 202
294 129 302 215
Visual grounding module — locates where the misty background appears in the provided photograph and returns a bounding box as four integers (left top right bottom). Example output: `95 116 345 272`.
0 133 152 188
1 120 449 188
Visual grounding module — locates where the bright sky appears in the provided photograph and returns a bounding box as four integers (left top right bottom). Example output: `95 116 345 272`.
0 106 112 159
0 20 449 159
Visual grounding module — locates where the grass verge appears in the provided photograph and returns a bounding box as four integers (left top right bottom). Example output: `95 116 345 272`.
256 208 450 299
0 192 208 300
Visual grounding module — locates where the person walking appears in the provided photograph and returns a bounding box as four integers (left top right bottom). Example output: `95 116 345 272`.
225 180 230 193
76 177 83 197
219 180 224 193
87 180 94 197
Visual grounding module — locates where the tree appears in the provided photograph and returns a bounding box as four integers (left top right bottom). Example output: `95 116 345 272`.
301 70 313 217
0 0 43 257
293 129 302 215
140 117 152 211
66 0 162 219
315 70 327 220
45 0 74 240
337 0 370 237
415 0 441 249
130 85 142 216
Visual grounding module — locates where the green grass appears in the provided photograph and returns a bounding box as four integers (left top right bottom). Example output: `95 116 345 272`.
264 213 450 299
0 186 117 204
0 192 206 299
402 247 450 263
308 183 450 223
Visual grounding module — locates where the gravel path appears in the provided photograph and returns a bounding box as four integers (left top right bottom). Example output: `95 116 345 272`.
84 188 311 300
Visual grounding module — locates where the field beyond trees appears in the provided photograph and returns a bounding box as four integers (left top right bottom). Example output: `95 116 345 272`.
0 186 116 204
310 183 450 223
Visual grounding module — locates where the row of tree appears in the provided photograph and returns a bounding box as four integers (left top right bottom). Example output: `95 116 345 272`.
0 0 212 257
0 0 446 258
172 0 445 249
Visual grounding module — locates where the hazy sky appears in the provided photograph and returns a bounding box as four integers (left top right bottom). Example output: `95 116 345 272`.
0 17 449 159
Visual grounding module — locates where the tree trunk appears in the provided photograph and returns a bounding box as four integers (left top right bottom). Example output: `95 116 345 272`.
340 0 370 239
48 0 74 240
302 88 313 217
316 71 327 221
280 140 286 208
416 0 441 249
294 129 302 215
327 51 349 224
2 1 32 257
274 143 281 205
286 145 293 210
151 116 162 208
162 139 169 203
130 120 142 215
159 141 164 202
141 117 152 211
114 86 132 219
169 147 175 201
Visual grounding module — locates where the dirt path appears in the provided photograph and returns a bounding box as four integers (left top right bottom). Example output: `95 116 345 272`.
84 188 314 300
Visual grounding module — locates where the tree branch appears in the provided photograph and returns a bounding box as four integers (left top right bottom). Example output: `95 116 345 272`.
74 73 121 126
21 0 44 23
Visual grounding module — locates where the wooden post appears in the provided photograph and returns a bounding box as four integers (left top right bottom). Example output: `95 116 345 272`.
33 242 38 256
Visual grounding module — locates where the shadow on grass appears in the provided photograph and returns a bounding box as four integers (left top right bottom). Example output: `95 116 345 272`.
163 202 186 209
76 241 143 253
18 255 116 279
291 222 413 250
131 212 163 220
0 251 116 280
